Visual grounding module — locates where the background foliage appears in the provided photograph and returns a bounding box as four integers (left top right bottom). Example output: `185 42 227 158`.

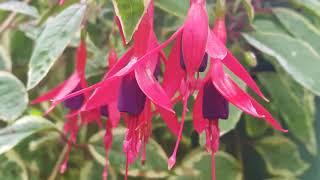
0 0 320 179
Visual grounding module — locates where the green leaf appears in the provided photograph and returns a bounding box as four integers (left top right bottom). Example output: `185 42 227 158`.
257 72 317 155
10 30 33 66
0 115 57 155
252 18 287 34
266 177 299 180
273 8 320 51
112 0 151 43
245 114 269 138
0 151 28 180
243 32 320 96
254 135 309 176
0 1 39 18
155 0 188 18
242 0 254 22
0 71 28 121
289 0 320 17
27 3 86 90
80 161 117 180
0 46 11 71
85 50 108 78
220 105 242 135
173 150 242 180
88 128 169 178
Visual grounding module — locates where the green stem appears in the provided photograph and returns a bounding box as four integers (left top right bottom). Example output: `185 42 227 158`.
215 0 226 17
48 144 68 180
234 129 244 180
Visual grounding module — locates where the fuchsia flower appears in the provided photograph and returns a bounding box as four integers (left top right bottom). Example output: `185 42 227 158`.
54 1 180 179
177 6 287 180
164 4 287 179
103 4 181 178
59 0 65 5
49 1 288 179
140 0 287 172
32 40 90 172
77 49 120 180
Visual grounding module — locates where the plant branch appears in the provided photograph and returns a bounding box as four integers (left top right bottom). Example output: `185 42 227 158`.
48 144 68 180
0 0 31 35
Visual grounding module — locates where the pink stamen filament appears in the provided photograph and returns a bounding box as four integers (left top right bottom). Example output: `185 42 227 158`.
206 120 220 180
168 93 188 169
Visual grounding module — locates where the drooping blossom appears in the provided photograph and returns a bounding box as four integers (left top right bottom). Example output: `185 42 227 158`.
142 0 287 170
32 40 89 173
52 1 288 179
54 1 180 179
190 8 287 180
109 3 181 178
76 48 121 180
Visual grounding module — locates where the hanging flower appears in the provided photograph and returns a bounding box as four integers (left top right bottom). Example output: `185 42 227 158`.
54 2 180 179
191 7 287 180
51 2 288 179
77 48 121 180
32 40 89 173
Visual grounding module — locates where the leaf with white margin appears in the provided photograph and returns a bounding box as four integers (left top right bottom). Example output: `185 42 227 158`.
0 71 28 121
27 3 86 90
0 1 39 18
0 115 57 155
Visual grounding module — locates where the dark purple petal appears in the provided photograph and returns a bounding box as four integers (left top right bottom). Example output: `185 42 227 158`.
63 85 84 110
118 74 146 115
202 80 229 120
153 59 161 79
180 44 208 72
100 105 109 117
198 53 208 72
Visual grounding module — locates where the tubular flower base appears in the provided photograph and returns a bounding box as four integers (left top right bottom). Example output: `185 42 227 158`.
33 0 289 179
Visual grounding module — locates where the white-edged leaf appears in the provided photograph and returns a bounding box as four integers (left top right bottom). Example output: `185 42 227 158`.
0 1 39 18
257 72 317 155
88 128 169 178
274 8 320 51
112 0 151 43
243 32 320 96
27 3 86 90
254 135 310 176
0 46 11 71
0 71 28 121
0 151 28 180
173 150 242 180
0 115 57 155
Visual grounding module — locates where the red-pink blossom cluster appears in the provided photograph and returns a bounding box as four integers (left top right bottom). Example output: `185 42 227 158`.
33 1 287 180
